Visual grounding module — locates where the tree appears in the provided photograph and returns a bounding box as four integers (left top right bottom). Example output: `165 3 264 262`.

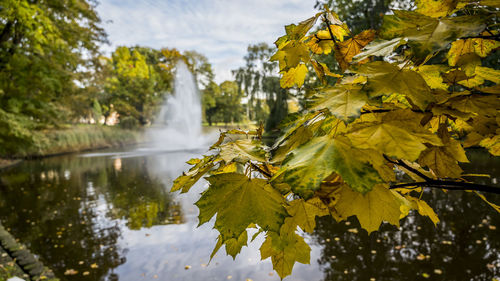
0 0 107 154
201 80 244 126
174 1 500 279
233 43 288 130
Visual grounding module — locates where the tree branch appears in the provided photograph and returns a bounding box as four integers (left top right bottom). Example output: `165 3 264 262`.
459 34 500 40
390 180 500 195
323 15 338 43
383 154 432 181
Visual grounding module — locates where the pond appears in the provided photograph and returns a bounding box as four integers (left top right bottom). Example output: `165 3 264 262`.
0 146 499 281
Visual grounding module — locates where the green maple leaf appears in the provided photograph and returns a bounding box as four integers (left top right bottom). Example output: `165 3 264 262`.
171 155 215 193
347 109 442 161
380 10 485 58
196 173 286 240
313 84 368 122
285 198 330 233
282 135 382 197
211 231 248 260
260 227 311 279
335 184 403 234
352 61 435 110
219 139 268 163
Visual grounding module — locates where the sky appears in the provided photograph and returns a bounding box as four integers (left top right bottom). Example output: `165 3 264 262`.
96 0 318 83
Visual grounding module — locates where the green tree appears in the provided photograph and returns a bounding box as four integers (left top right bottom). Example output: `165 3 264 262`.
175 1 500 279
233 43 288 130
0 0 106 154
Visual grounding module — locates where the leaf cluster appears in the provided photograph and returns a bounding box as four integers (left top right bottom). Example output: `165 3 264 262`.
174 0 500 278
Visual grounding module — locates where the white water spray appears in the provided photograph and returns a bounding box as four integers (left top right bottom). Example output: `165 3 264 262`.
147 61 206 151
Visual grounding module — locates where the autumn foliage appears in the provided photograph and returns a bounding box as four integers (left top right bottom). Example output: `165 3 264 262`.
173 0 500 278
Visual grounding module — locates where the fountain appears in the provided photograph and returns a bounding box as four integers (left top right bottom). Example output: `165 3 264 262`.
147 60 206 151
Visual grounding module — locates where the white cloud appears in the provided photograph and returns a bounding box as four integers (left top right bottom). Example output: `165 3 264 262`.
96 0 317 83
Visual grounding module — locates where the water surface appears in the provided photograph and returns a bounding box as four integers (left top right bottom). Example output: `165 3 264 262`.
0 147 499 280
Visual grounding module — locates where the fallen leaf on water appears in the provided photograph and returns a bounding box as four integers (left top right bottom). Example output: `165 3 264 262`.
78 261 84 265
227 276 232 279
434 269 442 275
83 272 90 276
489 225 496 230
422 273 430 278
417 254 426 261
64 269 78 275
153 275 158 279
90 263 98 269
185 265 191 270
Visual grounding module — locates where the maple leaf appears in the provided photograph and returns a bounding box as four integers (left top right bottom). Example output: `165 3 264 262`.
211 231 249 260
353 37 408 62
334 29 376 71
335 184 403 233
311 60 342 84
285 198 329 233
480 135 500 156
260 226 311 279
415 0 458 18
347 109 442 161
282 135 382 197
280 64 308 88
448 37 500 66
352 61 435 110
196 173 287 240
172 155 215 193
219 139 267 163
404 196 440 226
380 10 485 58
416 65 449 90
285 13 322 40
271 41 309 71
313 84 368 122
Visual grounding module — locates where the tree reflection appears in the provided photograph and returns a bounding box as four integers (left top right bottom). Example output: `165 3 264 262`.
0 153 184 280
313 150 500 281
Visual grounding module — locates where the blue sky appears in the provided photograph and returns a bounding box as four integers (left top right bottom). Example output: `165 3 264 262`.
96 0 317 82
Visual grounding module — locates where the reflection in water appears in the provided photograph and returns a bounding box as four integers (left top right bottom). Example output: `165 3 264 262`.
0 151 184 281
0 148 498 280
314 149 500 281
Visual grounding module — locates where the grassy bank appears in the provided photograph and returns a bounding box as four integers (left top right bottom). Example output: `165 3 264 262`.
1 125 141 159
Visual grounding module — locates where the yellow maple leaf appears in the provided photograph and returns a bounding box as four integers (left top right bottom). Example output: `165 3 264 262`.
335 184 403 233
335 29 376 71
415 0 458 18
448 37 500 66
280 64 308 88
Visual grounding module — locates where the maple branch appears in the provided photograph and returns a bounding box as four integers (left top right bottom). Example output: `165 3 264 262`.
459 34 500 40
390 180 500 195
322 15 338 43
383 154 433 181
250 162 273 178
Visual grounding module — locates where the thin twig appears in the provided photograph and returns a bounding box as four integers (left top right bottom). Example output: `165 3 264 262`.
390 180 500 195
